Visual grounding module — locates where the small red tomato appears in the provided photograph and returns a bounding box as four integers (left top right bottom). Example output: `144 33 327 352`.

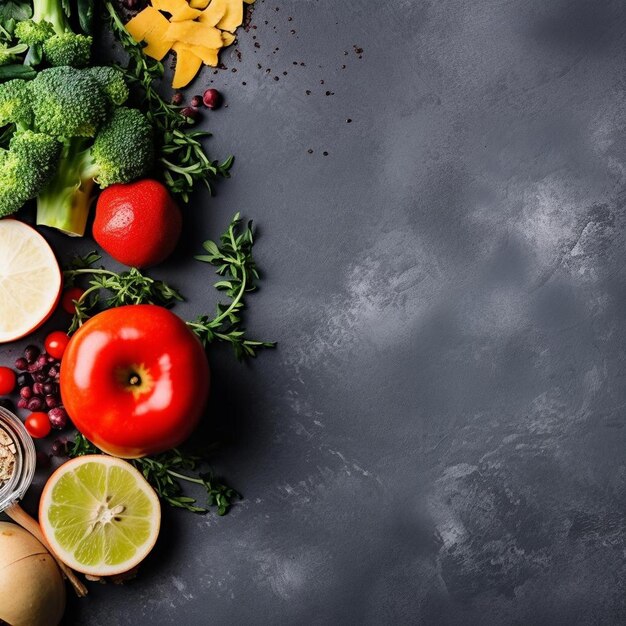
93 180 182 269
61 287 85 315
45 331 70 360
0 367 16 395
25 412 52 438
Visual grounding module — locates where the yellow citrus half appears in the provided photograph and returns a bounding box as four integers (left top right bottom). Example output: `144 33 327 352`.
39 455 161 577
0 219 62 343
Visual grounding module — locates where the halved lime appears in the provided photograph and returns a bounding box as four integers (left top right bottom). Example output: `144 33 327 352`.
39 455 161 576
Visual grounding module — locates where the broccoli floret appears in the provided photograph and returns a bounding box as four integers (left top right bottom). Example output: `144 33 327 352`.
0 79 33 129
43 33 92 68
14 20 55 46
31 66 106 138
0 130 61 217
36 107 154 235
88 67 129 106
0 43 29 66
91 108 154 186
15 1 92 68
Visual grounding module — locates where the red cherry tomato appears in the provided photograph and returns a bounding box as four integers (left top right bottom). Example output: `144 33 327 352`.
45 331 70 360
61 287 85 315
0 367 16 395
60 305 210 458
25 412 52 438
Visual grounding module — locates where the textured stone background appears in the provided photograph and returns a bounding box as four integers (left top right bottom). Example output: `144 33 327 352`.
8 0 626 623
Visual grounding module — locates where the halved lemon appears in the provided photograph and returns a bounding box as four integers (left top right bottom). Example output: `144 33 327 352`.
0 219 62 343
39 455 161 577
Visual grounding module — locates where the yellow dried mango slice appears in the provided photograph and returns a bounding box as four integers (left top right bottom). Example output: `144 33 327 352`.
143 31 174 61
216 0 243 33
175 43 219 67
124 6 163 41
166 20 223 48
189 0 210 8
172 43 204 88
221 31 236 47
152 0 201 21
243 0 255 4
197 0 228 26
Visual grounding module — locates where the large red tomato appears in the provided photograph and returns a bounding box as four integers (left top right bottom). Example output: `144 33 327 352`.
60 305 209 458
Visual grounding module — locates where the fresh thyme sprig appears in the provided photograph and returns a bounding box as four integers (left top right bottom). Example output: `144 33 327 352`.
63 216 275 359
105 1 233 201
189 213 276 359
63 252 183 333
69 434 239 515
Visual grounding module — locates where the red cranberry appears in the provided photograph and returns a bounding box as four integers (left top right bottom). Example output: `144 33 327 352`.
17 398 27 409
190 95 203 108
15 358 28 371
19 387 32 399
48 407 68 429
202 88 222 109
45 395 59 409
27 397 44 412
24 345 40 363
171 92 184 106
181 106 200 121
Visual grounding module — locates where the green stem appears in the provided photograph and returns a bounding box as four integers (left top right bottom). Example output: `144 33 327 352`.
167 469 205 486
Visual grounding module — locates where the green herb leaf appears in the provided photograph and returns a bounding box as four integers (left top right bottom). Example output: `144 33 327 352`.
189 214 276 359
0 1 32 24
63 254 183 333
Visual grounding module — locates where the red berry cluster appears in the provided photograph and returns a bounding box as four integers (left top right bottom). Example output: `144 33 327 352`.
13 334 70 438
173 88 223 122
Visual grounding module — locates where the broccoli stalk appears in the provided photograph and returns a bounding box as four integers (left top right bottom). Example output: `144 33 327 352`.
36 108 154 236
32 0 68 33
36 138 95 235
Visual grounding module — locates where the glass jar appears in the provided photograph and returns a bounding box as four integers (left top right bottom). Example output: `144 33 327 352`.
0 406 36 511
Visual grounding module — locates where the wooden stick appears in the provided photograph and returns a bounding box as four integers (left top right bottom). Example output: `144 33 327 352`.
6 502 88 597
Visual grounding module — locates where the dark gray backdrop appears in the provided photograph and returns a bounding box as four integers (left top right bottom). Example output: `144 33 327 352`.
6 0 626 623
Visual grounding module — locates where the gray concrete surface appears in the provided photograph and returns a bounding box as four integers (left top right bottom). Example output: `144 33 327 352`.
8 0 626 623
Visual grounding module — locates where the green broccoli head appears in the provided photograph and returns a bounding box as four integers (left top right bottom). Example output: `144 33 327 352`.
15 19 55 46
43 33 92 68
36 107 154 235
31 66 106 138
90 107 154 187
88 66 129 105
0 130 61 217
0 79 33 129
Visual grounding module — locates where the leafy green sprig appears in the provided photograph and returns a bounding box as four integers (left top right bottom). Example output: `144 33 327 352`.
190 213 276 359
63 215 274 359
105 1 233 201
70 434 239 515
63 252 183 333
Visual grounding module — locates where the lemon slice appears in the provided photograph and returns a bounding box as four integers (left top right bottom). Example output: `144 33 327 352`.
39 455 161 577
0 220 62 343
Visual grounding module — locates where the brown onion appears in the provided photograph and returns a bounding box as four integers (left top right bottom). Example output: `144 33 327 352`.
0 521 66 626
